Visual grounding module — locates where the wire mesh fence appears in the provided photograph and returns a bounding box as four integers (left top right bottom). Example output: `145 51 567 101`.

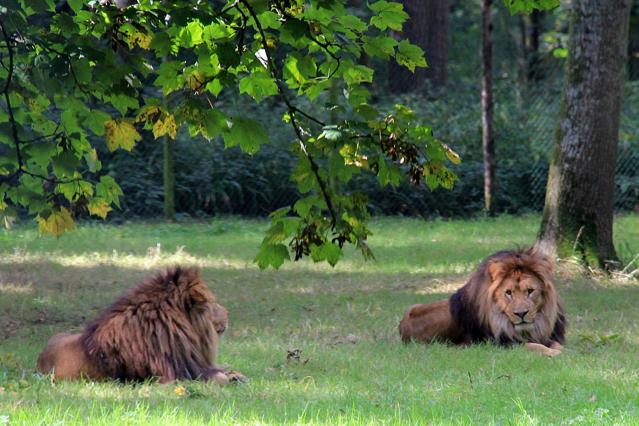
499 68 639 213
103 65 638 220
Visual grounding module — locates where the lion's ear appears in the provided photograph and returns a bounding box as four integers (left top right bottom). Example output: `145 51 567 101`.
486 261 504 282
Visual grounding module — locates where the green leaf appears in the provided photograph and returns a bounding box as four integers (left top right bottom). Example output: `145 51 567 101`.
56 180 92 202
319 126 342 142
203 109 228 140
553 47 568 58
377 158 401 187
206 79 223 96
362 36 397 59
72 58 91 84
222 117 268 154
294 195 323 217
310 242 342 266
155 61 184 95
254 243 290 269
96 175 123 208
258 11 281 29
395 40 427 72
342 64 374 86
108 94 139 116
339 15 367 33
67 0 83 13
180 20 204 47
369 1 409 31
150 32 172 56
85 110 111 136
503 0 560 14
27 141 57 169
239 72 278 102
51 151 80 177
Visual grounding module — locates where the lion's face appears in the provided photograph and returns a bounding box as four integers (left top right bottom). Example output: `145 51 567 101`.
493 271 545 331
211 303 228 335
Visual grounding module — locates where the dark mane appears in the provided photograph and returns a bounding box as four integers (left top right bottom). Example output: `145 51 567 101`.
449 248 566 346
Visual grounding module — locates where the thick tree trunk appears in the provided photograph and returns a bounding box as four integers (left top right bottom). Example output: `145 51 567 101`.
163 136 175 221
389 0 448 93
536 0 631 269
481 0 494 215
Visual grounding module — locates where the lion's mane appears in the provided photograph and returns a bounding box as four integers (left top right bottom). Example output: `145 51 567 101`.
80 266 221 381
449 248 566 346
37 267 232 382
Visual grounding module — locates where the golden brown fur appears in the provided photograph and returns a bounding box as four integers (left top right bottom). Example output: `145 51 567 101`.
399 248 566 356
36 267 244 383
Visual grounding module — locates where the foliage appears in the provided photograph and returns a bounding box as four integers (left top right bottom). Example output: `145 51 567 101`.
0 0 563 267
503 0 560 14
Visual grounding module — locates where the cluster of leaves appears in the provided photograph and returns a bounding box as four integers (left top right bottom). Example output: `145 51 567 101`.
0 0 560 267
503 0 560 14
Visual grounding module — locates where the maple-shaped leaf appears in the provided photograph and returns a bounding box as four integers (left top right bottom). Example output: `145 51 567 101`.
104 120 142 151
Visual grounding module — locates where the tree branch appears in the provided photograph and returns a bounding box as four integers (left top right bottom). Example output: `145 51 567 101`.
0 20 79 184
239 0 337 228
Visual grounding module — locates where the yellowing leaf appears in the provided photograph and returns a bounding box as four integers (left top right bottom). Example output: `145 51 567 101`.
174 385 187 396
187 70 205 90
104 120 141 151
37 207 75 237
152 113 178 139
87 198 112 219
130 31 152 49
136 105 162 124
443 144 461 165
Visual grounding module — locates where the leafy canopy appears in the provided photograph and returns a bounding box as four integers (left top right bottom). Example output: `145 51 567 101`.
0 0 557 267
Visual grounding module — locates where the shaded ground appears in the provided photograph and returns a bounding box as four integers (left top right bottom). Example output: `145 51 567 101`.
0 215 638 425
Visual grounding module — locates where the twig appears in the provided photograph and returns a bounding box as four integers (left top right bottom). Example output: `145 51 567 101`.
0 18 23 171
571 225 585 256
620 253 639 274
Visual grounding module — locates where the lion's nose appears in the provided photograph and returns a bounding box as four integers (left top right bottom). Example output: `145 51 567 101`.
514 310 529 320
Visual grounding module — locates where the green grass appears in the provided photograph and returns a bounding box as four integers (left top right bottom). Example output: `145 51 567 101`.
0 214 638 425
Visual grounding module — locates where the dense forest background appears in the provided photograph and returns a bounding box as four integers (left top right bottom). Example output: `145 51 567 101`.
102 0 639 220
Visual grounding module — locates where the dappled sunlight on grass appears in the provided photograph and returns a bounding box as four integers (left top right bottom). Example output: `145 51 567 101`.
0 283 34 295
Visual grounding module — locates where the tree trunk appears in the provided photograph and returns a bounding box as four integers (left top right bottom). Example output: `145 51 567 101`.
481 0 494 215
389 0 448 93
163 136 175 221
629 2 639 80
536 0 631 269
524 10 542 82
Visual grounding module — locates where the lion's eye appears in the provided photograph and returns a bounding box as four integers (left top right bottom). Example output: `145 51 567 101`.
527 288 534 295
505 290 512 297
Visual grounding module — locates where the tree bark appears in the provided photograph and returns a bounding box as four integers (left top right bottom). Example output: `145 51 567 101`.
481 0 494 215
536 0 631 269
388 0 448 93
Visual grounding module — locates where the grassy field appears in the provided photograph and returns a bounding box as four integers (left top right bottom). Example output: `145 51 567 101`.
0 215 638 425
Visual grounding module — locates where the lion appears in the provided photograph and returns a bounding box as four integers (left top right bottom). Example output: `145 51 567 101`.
36 267 245 384
399 248 566 357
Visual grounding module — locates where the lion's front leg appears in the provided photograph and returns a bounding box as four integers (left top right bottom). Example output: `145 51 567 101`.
202 368 247 384
525 342 562 357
